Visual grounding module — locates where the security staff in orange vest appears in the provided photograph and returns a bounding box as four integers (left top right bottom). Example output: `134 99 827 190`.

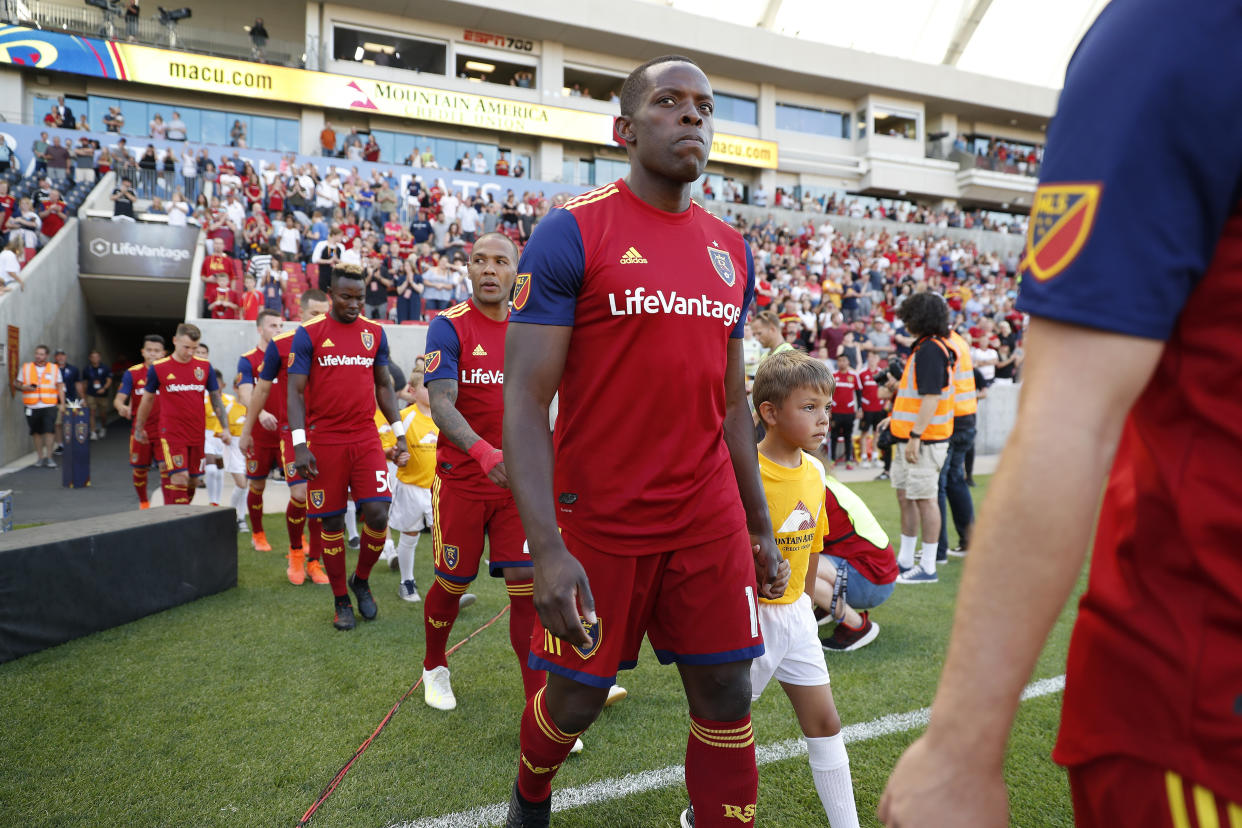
882 292 955 584
938 328 978 562
12 343 66 468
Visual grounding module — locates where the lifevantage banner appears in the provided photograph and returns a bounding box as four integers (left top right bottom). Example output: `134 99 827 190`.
79 220 200 279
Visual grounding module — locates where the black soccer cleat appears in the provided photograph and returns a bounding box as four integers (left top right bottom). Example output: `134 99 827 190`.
506 780 551 828
349 573 378 621
333 601 356 631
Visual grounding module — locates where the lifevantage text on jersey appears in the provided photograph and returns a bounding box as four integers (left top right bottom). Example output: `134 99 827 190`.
607 287 742 328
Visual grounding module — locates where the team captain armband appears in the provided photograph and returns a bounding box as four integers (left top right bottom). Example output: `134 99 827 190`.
468 438 503 474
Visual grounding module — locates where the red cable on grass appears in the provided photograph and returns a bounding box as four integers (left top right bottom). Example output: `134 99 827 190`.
297 603 512 827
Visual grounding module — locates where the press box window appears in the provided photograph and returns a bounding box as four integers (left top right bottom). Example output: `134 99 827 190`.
333 27 446 74
775 103 849 139
873 109 918 140
455 54 536 88
714 93 757 125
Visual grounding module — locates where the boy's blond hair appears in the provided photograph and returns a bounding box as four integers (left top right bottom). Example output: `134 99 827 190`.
753 349 835 410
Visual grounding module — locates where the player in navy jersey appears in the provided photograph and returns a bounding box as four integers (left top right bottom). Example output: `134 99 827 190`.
418 232 549 711
115 334 166 509
235 309 284 553
288 265 408 631
502 56 788 828
881 2 1242 826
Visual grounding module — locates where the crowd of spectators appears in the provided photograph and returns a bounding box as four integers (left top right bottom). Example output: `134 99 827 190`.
0 173 84 266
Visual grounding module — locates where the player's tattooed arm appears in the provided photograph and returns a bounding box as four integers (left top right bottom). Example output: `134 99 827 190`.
722 338 788 600
426 379 486 453
209 389 231 445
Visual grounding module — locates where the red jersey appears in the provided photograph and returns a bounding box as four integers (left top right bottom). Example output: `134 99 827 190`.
119 362 159 439
289 313 389 445
239 338 284 446
0 193 14 230
40 201 66 238
832 370 860 413
210 288 240 320
240 290 262 321
423 299 508 500
858 368 885 412
511 179 755 553
202 254 231 279
146 356 217 445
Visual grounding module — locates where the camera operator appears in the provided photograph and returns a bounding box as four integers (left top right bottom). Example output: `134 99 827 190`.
879 292 956 585
938 329 978 561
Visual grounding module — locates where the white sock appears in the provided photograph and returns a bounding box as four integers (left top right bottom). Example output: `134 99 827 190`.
397 532 418 582
806 734 860 828
345 500 359 540
383 536 395 561
230 484 246 522
898 534 917 569
204 465 222 504
920 541 938 575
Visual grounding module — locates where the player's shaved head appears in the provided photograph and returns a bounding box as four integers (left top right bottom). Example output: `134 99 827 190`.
620 55 699 118
473 231 519 260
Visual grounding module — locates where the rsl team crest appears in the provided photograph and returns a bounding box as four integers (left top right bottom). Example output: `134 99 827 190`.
1023 183 1102 282
361 330 374 351
513 272 532 311
707 247 735 287
574 617 603 659
194 365 205 382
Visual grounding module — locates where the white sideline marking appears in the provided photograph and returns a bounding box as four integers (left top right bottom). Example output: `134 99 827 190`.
390 675 1065 828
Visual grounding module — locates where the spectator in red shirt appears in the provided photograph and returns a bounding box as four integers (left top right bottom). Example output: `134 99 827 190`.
363 135 380 163
243 204 272 255
240 272 262 321
38 191 67 243
494 154 510 176
208 272 240 319
201 238 233 281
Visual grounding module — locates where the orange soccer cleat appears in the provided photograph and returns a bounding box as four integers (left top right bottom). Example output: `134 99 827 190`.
252 531 272 552
138 501 150 510
306 559 330 585
286 549 307 585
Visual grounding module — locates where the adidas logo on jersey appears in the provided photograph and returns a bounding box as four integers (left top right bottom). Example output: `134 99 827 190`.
322 337 335 347
777 500 816 533
619 246 647 264
472 344 487 356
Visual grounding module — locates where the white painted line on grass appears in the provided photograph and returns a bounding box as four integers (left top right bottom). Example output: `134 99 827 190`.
391 674 1066 828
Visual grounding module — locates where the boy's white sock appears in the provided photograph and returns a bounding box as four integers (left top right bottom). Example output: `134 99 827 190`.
898 534 917 569
204 465 222 505
806 734 860 828
920 541 938 575
229 484 245 522
397 532 418 582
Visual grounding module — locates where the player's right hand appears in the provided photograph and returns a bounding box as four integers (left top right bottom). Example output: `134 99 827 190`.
532 543 596 650
133 429 148 444
487 461 510 489
878 733 1008 827
117 403 130 419
293 444 317 480
239 432 252 454
751 533 784 600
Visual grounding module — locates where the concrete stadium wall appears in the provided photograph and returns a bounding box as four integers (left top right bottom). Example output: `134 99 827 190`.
976 381 1020 456
0 219 92 467
196 319 430 392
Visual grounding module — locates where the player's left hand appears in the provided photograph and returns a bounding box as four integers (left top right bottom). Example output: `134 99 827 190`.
394 436 409 468
751 533 784 600
878 734 1008 827
258 410 278 431
904 437 921 465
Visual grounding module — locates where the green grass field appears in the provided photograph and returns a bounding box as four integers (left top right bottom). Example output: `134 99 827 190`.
0 477 1086 827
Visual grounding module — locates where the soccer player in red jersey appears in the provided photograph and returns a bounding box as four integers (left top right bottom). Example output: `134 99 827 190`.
234 309 284 553
288 269 407 630
241 292 332 585
419 232 544 711
134 323 229 505
503 56 788 827
114 334 167 509
829 354 861 468
881 2 1242 826
856 352 888 467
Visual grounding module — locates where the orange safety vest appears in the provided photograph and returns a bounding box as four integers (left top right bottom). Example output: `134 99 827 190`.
21 361 61 406
890 337 955 442
947 330 978 417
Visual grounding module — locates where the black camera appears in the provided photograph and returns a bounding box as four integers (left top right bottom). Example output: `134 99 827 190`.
873 356 903 386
